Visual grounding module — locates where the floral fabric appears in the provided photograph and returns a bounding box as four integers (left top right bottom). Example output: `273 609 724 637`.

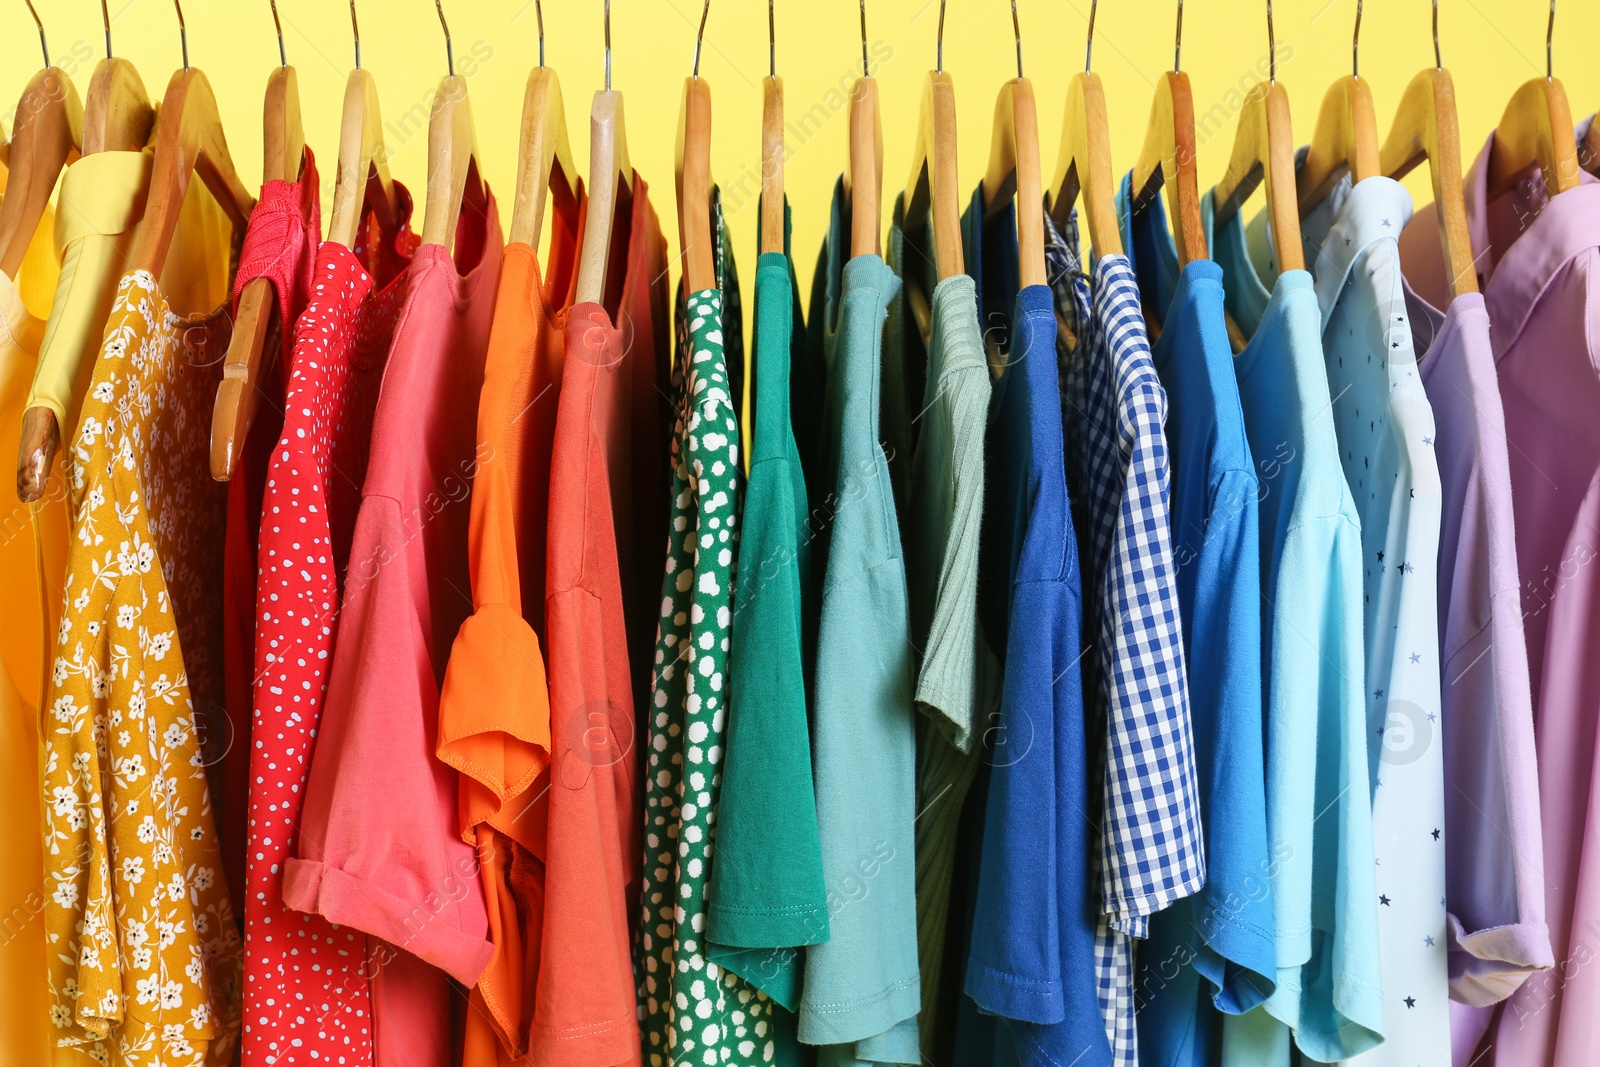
42 270 242 1065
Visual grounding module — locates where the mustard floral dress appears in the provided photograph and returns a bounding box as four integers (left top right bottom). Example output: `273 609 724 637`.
42 270 241 1065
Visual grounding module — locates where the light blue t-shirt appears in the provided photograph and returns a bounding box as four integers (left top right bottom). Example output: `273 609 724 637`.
1295 175 1448 1067
1115 175 1277 1067
1204 192 1385 1065
798 179 921 1066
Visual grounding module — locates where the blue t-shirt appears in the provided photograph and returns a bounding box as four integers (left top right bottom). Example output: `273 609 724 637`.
1115 176 1277 1067
959 187 1110 1067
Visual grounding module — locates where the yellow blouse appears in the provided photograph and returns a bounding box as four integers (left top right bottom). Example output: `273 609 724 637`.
42 266 241 1065
0 204 62 1067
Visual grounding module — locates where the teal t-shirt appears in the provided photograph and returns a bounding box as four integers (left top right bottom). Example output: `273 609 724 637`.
1204 194 1384 1065
709 208 831 1013
797 180 921 1066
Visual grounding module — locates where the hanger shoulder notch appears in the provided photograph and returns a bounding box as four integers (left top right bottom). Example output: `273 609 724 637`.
1298 74 1380 214
509 66 577 249
1049 71 1122 258
1382 67 1477 298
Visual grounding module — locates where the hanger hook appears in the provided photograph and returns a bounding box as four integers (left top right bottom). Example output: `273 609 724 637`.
269 0 286 67
936 0 946 74
174 0 188 72
768 0 776 78
1267 0 1275 85
535 0 545 68
100 0 112 60
1352 0 1361 79
349 0 361 70
1010 0 1023 79
22 0 48 69
604 0 612 92
1546 0 1554 81
858 0 869 80
1085 0 1097 74
1174 0 1183 74
435 0 454 77
692 0 711 78
1432 0 1442 69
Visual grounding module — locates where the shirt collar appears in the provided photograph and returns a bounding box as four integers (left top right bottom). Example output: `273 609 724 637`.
1465 129 1600 351
1308 176 1414 329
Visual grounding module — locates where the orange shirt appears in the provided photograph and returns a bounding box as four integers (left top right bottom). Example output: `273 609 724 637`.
438 180 584 1064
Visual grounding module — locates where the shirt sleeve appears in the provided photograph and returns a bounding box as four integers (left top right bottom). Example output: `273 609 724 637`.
283 494 492 986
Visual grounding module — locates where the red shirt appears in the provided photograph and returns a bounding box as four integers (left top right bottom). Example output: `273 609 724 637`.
284 181 503 1066
531 176 669 1066
241 187 418 1067
221 149 320 919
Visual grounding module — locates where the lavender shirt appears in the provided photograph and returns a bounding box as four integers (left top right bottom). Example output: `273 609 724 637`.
1401 129 1600 1067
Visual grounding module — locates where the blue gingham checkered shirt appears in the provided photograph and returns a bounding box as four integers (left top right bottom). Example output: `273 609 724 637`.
1047 211 1207 1067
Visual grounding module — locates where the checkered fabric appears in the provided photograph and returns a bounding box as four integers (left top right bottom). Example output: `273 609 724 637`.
1047 212 1207 1067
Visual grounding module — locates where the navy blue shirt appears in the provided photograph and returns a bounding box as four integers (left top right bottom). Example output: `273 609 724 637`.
958 188 1109 1067
1117 176 1277 1066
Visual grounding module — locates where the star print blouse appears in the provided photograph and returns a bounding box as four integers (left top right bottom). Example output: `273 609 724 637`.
42 270 243 1066
1300 175 1448 1067
241 186 417 1067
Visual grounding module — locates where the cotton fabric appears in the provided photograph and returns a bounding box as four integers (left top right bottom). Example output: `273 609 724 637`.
283 185 502 1065
242 185 419 1067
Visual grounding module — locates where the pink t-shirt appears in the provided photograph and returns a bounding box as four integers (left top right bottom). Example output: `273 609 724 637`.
284 180 503 1065
1423 132 1600 1066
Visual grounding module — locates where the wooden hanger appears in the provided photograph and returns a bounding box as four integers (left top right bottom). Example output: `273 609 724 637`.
1486 4 1578 201
211 2 306 482
82 0 156 157
676 2 716 295
0 4 83 280
1211 5 1303 273
980 2 1045 289
844 1 883 260
1130 2 1206 265
327 1 400 250
1380 4 1477 298
420 2 484 250
1047 0 1122 258
575 0 635 305
903 1 963 281
760 0 784 256
508 1 578 250
129 3 257 280
1296 1 1379 215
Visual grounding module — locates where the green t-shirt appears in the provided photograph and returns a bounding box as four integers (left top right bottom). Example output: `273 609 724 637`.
707 213 830 1014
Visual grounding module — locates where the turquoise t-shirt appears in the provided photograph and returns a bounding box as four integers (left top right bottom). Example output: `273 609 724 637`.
1204 193 1385 1065
797 179 921 1066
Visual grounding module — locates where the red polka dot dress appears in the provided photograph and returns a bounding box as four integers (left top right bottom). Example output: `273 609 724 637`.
242 194 418 1067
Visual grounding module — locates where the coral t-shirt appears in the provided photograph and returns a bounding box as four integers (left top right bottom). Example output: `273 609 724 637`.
241 184 418 1067
532 174 669 1066
437 179 584 1065
283 181 503 1066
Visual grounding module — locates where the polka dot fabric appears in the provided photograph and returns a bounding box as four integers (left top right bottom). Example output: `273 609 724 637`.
637 288 777 1065
242 238 413 1067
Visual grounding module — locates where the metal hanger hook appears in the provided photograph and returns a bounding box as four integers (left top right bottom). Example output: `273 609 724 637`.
435 0 455 78
1352 0 1362 79
1010 0 1023 79
858 0 869 79
936 0 947 74
535 0 545 68
22 0 48 69
1542 0 1555 81
1433 0 1441 69
349 0 361 70
1085 0 1098 74
768 0 775 78
604 0 612 92
100 0 112 60
174 0 188 72
1174 0 1184 74
692 0 711 78
269 0 286 67
1267 0 1276 85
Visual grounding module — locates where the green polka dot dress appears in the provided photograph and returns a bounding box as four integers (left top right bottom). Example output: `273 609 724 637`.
639 286 777 1065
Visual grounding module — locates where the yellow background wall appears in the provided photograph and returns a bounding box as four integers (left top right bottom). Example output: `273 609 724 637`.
5 0 1598 308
